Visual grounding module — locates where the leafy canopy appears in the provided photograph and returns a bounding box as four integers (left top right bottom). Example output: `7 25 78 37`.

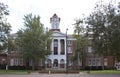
0 3 11 53
17 14 51 62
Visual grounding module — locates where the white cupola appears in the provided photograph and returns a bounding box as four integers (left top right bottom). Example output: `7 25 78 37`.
50 14 60 31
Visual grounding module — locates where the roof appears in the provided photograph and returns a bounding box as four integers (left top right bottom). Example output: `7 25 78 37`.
51 31 76 40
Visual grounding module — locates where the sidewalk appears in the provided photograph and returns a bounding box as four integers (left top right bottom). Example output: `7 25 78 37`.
30 71 85 75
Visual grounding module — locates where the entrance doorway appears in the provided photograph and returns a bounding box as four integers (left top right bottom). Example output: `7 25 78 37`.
53 59 58 68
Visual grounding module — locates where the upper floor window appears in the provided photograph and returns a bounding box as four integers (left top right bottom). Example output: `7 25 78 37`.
104 58 108 66
67 40 72 45
88 46 92 53
67 46 72 53
54 39 58 47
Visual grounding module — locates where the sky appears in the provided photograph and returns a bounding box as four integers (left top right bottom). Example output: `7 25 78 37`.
1 0 119 34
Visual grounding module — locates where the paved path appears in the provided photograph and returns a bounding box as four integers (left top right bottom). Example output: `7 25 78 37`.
0 74 120 77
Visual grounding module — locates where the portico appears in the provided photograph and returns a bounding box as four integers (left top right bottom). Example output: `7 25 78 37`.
46 32 67 70
45 14 71 70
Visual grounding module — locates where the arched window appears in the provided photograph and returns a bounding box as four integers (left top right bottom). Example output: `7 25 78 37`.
60 59 65 68
47 59 52 68
60 59 64 64
53 59 58 68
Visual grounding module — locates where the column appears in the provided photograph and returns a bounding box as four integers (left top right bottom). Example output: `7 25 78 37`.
64 39 67 64
65 39 67 55
58 59 60 69
51 59 53 69
45 60 47 69
58 39 61 55
51 39 54 55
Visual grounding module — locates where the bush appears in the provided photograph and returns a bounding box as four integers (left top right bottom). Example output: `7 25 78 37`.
8 66 27 70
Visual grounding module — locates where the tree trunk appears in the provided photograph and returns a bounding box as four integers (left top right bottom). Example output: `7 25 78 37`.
82 48 86 70
32 59 35 70
26 60 29 70
78 52 80 70
102 56 104 70
82 56 85 70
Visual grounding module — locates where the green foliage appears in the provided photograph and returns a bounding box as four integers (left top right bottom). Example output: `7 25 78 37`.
0 3 11 53
8 36 17 52
16 14 52 70
83 70 120 74
72 18 88 69
110 28 120 61
0 70 28 74
86 2 120 61
86 3 108 55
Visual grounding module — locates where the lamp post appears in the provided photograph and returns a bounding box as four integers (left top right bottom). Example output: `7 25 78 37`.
66 28 68 74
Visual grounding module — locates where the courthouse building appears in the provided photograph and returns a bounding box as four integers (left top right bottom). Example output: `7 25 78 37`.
45 14 76 70
1 14 115 70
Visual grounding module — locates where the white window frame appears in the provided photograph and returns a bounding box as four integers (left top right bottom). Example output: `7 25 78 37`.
10 58 14 66
67 40 72 45
88 46 92 53
104 58 108 66
67 46 72 53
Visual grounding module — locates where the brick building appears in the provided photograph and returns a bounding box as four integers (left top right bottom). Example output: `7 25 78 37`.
0 54 7 69
6 14 116 70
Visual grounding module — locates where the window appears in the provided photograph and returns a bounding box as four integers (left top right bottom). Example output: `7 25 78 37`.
92 59 95 66
14 58 18 65
54 40 58 47
88 59 91 66
47 59 52 68
60 51 64 55
20 58 23 66
60 59 65 64
60 39 65 55
104 58 108 66
13 58 23 66
10 58 14 66
54 39 58 55
67 47 72 53
60 59 65 68
54 47 58 55
78 59 82 66
67 40 72 45
53 59 58 68
96 58 101 66
88 46 92 53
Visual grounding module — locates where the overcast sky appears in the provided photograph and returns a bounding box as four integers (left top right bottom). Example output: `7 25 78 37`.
1 0 119 34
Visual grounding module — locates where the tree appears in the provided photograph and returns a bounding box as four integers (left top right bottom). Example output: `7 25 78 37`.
86 3 113 70
87 3 108 54
8 36 17 52
86 2 120 69
0 3 11 53
109 3 120 61
16 14 51 70
72 19 88 70
111 29 120 61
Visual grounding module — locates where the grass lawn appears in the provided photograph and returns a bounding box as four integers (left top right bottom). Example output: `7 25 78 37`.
0 70 30 74
82 70 120 74
0 70 120 74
